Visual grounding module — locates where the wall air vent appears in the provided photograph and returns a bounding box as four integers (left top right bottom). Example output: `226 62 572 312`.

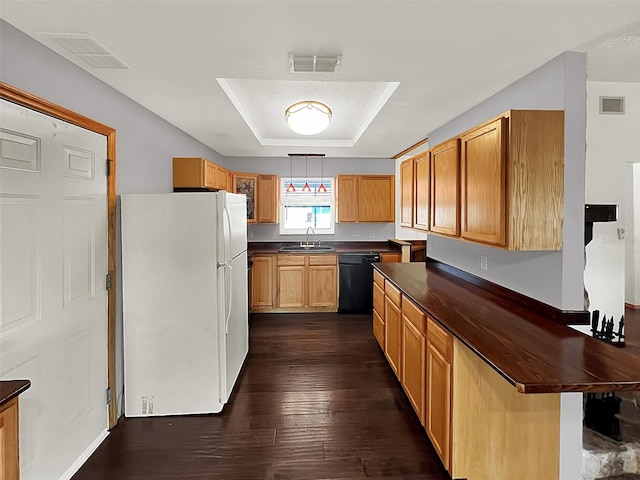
39 33 130 70
599 96 625 115
289 55 341 74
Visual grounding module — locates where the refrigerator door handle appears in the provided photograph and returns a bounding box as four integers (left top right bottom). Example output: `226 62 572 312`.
225 263 233 334
223 203 232 263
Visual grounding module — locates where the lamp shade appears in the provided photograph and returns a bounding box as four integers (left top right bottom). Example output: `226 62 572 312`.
285 101 332 135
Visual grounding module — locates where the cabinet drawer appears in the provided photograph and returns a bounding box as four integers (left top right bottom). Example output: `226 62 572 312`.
373 269 384 288
309 254 336 266
373 282 385 318
427 316 452 361
402 295 425 334
277 255 306 266
385 281 401 307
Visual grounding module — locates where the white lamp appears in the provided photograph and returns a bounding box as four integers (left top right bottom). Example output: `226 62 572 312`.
285 101 332 135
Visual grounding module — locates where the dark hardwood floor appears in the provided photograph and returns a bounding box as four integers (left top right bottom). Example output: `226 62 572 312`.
72 313 449 480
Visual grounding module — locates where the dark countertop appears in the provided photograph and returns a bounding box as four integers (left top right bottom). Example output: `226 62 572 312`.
249 241 401 255
375 262 640 394
0 380 31 407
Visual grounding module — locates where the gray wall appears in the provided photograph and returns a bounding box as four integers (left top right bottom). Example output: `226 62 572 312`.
423 52 586 312
230 156 396 242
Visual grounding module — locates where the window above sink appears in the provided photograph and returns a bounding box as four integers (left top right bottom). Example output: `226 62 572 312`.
279 178 335 235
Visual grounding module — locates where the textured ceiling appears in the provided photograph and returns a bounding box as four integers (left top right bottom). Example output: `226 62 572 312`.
586 22 640 82
1 1 639 158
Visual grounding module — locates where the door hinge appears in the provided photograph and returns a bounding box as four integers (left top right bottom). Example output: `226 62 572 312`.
106 387 112 405
106 273 112 290
106 158 113 177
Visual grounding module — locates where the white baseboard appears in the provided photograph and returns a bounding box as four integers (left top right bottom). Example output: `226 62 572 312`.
58 429 109 480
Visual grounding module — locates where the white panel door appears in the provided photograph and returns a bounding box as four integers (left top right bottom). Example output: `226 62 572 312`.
0 99 109 479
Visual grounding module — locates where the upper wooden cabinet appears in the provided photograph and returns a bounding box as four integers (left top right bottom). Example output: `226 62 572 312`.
256 174 279 224
173 157 229 191
233 173 279 224
460 110 564 250
399 159 414 228
430 139 460 237
336 175 396 223
413 152 430 231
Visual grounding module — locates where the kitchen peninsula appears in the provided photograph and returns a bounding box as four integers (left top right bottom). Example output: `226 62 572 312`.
373 261 640 480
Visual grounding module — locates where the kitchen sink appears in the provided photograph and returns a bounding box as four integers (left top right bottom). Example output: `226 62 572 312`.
278 245 335 252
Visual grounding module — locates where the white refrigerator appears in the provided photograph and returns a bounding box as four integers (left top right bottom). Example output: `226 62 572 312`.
121 192 249 416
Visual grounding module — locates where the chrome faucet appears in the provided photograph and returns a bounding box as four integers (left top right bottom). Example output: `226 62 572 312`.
305 226 315 247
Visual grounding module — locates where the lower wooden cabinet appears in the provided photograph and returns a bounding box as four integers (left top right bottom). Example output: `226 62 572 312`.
277 256 305 308
373 281 385 350
401 297 426 425
380 252 401 263
426 316 453 472
269 254 338 312
0 397 20 480
383 282 402 377
251 255 274 310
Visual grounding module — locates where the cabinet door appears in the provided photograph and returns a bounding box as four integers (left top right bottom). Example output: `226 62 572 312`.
0 397 19 480
251 255 274 309
205 160 217 189
336 175 358 222
384 297 402 377
277 265 305 308
215 164 228 190
358 175 395 222
234 173 257 223
399 159 414 227
413 152 430 231
460 117 506 246
373 309 385 350
430 139 460 237
308 265 338 307
257 174 278 223
402 316 425 424
426 339 452 472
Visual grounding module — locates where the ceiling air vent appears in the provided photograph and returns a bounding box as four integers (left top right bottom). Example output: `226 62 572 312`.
39 33 130 70
599 96 625 114
289 55 341 74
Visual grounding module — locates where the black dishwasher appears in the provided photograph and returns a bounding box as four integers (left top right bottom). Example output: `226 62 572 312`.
338 253 380 313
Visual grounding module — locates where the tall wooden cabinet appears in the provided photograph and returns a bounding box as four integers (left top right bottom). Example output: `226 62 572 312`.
336 175 395 223
430 139 460 237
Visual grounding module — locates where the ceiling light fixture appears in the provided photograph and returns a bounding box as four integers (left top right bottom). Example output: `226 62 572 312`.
285 101 332 135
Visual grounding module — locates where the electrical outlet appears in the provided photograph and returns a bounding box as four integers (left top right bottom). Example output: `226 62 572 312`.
352 231 360 237
369 231 375 238
480 256 488 271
